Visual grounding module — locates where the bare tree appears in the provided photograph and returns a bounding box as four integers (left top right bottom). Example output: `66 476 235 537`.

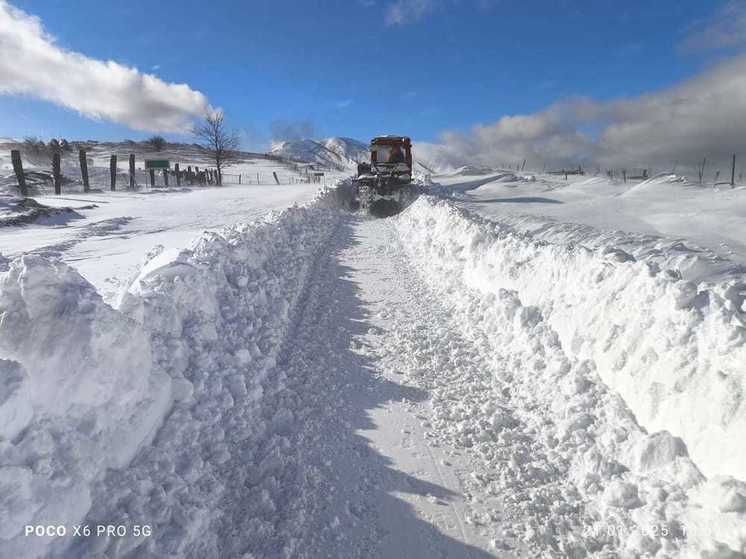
192 111 240 185
146 135 167 151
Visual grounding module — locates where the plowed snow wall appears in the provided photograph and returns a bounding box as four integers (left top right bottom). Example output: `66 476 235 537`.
396 197 746 480
0 203 341 558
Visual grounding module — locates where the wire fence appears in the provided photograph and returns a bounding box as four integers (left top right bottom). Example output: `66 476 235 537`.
4 146 331 196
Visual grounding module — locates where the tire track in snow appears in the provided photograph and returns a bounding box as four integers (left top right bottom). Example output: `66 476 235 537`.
357 218 592 556
391 198 721 556
202 215 496 558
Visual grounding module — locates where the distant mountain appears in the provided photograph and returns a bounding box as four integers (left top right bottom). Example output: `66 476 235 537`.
270 137 369 170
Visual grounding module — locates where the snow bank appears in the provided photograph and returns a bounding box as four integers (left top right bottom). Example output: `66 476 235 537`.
485 212 740 283
73 204 341 557
0 196 86 227
0 256 171 555
396 196 746 554
452 165 496 176
0 193 342 556
397 197 746 481
489 172 534 183
625 173 688 194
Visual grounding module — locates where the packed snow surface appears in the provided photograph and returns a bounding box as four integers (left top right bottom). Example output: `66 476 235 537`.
0 173 744 557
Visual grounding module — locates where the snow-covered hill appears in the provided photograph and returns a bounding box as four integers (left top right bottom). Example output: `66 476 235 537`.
270 137 368 170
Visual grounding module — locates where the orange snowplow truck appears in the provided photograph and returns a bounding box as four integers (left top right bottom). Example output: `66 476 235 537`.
357 136 413 191
355 136 414 215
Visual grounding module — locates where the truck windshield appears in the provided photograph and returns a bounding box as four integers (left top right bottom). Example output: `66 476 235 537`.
372 145 405 163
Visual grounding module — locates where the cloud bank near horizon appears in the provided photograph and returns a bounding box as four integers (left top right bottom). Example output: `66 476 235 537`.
418 53 746 172
0 1 210 133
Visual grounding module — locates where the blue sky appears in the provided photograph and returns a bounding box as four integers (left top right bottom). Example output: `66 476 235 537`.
0 0 737 149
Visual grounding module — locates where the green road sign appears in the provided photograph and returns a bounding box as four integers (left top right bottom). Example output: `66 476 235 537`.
145 159 170 169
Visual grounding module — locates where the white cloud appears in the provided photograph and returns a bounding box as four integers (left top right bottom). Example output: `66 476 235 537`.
385 0 436 26
423 54 746 172
0 1 210 132
335 99 353 109
680 0 746 52
383 0 500 26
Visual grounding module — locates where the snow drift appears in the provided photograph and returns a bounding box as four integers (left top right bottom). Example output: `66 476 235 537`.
395 196 746 554
0 193 342 557
0 256 171 553
396 197 746 482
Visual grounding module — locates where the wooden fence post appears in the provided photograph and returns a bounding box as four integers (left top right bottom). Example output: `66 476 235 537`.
163 168 169 187
79 149 89 192
187 166 193 185
11 150 27 197
175 163 181 186
239 174 241 185
195 166 200 185
623 169 626 183
129 154 136 189
273 171 280 185
149 169 155 187
53 152 62 194
731 153 736 188
257 173 260 184
110 155 117 191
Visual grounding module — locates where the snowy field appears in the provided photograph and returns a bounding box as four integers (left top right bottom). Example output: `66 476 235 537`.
0 141 347 301
0 185 321 302
0 158 745 557
440 170 746 280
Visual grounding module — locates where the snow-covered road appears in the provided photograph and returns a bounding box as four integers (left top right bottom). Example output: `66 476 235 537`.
60 214 512 558
57 211 725 557
2 186 745 558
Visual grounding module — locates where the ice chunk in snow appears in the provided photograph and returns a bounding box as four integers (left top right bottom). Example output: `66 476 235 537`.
235 348 253 365
603 480 642 509
634 431 687 471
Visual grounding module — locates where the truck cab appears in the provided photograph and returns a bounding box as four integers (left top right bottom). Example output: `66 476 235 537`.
357 136 413 193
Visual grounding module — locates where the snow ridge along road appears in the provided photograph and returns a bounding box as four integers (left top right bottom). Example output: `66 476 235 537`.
1 185 744 557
